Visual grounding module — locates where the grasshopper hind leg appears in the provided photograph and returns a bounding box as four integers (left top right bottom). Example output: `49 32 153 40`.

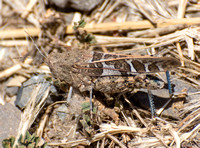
166 71 172 96
147 89 156 118
89 88 93 114
67 86 73 103
147 71 173 118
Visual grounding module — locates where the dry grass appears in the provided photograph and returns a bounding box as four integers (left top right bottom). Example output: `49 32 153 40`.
0 0 200 147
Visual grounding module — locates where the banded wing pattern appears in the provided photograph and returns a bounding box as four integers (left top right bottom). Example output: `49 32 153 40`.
70 51 181 94
75 51 181 77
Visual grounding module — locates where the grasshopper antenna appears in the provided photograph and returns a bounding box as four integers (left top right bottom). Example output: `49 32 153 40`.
24 30 47 59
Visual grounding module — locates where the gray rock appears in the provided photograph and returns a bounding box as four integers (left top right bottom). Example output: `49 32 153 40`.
15 75 53 109
0 103 21 143
6 87 19 97
49 0 103 12
129 76 200 119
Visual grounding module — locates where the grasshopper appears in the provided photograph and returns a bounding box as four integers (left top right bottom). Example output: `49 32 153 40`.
47 47 180 117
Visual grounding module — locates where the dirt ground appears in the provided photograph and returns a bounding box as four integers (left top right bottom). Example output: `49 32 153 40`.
0 0 200 147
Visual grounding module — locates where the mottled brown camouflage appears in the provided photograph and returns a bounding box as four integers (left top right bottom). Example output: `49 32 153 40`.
47 48 180 95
